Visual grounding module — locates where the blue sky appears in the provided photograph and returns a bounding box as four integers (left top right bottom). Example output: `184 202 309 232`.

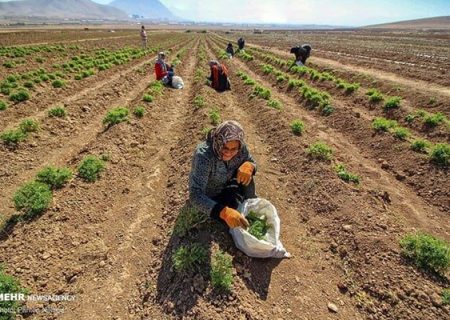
1 0 449 26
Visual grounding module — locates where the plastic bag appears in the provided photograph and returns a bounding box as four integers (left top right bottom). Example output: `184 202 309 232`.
171 76 184 89
230 198 291 258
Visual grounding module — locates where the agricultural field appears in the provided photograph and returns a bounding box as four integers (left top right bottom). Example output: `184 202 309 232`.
0 28 449 320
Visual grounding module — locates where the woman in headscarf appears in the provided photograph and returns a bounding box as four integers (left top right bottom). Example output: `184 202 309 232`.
155 51 174 85
189 120 257 229
207 60 231 92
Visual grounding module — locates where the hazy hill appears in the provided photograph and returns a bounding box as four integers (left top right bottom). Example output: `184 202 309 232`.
0 0 129 20
363 16 450 30
109 0 177 21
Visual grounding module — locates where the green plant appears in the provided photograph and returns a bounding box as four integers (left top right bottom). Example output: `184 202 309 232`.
372 117 397 132
320 105 335 116
246 211 270 240
366 88 384 103
209 108 221 125
429 143 450 166
261 64 274 74
405 113 416 123
103 107 129 127
173 206 208 237
133 106 145 118
393 127 410 140
410 139 430 153
243 78 255 85
0 264 27 318
290 119 304 135
2 61 15 68
442 289 450 305
148 80 164 96
19 119 39 133
307 142 333 160
276 74 288 82
9 88 30 102
52 79 65 88
23 81 33 89
201 127 212 136
48 106 66 117
78 155 105 182
383 96 401 110
335 163 360 184
343 82 360 94
14 181 52 218
36 166 73 189
0 100 7 111
423 112 445 127
400 232 450 275
143 94 153 102
210 250 233 291
253 85 271 100
193 95 205 108
267 99 282 110
1 129 26 146
172 243 207 272
287 79 305 89
39 74 49 82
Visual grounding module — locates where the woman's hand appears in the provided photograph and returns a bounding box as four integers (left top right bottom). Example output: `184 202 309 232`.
237 161 254 185
220 207 249 229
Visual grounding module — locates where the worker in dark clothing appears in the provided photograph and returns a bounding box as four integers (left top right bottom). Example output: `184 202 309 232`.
290 44 312 66
237 37 245 51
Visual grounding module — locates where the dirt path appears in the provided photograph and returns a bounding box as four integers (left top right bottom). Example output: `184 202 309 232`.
59 40 201 320
199 43 363 319
0 40 199 320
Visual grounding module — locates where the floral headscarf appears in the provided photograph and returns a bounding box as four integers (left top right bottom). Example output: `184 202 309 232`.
209 120 245 159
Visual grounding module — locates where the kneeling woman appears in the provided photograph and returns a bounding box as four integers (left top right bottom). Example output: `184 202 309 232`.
189 120 257 229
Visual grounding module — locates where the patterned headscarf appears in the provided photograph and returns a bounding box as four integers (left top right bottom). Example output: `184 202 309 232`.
208 60 220 67
209 120 245 159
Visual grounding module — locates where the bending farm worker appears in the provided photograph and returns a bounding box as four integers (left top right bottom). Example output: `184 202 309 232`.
237 37 245 51
226 42 234 59
207 60 231 92
290 44 312 66
189 120 257 229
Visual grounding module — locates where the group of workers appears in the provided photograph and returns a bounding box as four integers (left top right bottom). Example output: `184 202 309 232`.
139 27 313 231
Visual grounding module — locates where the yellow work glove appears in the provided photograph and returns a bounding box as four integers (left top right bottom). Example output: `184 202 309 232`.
237 161 254 186
220 207 249 229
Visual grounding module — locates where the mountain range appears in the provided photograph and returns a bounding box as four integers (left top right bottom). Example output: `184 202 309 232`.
109 0 177 20
0 0 176 21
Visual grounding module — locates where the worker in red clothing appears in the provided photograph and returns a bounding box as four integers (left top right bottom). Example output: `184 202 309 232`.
154 52 174 86
207 60 231 92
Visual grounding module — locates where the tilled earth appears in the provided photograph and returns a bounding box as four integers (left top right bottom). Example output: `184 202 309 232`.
0 30 448 320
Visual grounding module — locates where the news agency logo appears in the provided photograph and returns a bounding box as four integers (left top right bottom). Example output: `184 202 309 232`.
0 293 26 301
0 294 75 302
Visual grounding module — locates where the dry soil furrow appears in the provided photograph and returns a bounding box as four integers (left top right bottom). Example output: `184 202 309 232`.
56 39 201 320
